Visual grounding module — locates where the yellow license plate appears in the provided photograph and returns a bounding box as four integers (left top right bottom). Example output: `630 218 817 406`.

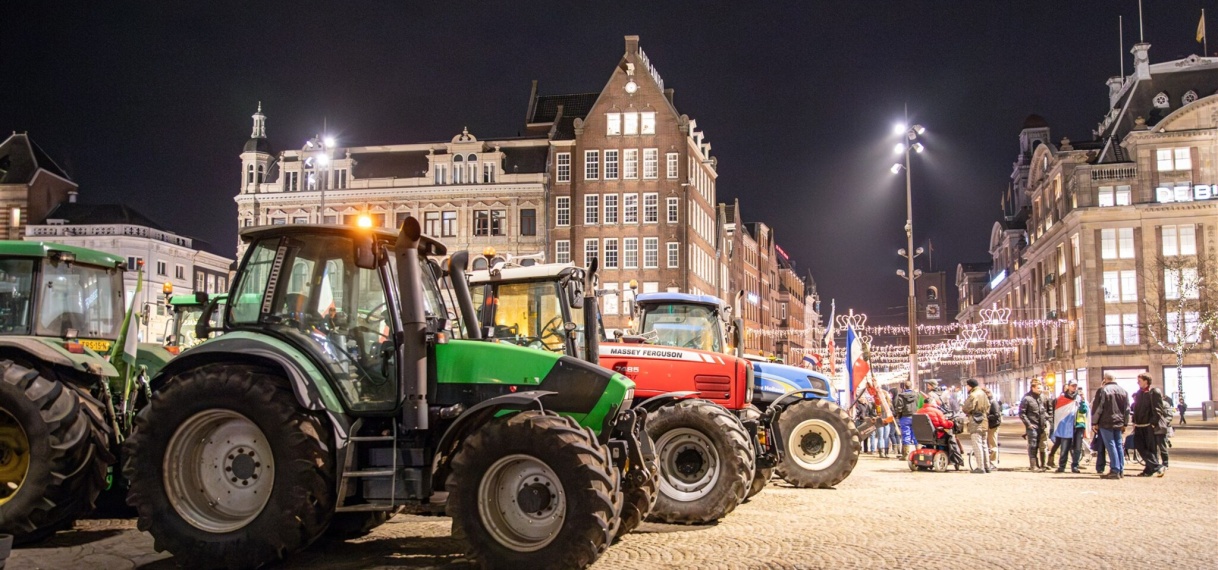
79 339 113 352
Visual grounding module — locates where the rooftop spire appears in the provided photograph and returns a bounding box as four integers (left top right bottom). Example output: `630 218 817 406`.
251 102 266 139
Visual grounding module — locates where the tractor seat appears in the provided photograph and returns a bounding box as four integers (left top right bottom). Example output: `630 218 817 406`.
912 413 947 447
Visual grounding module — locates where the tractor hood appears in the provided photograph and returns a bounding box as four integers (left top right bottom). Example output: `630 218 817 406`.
750 360 835 407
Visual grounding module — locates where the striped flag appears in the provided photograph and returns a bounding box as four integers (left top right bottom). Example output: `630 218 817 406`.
845 323 870 405
823 300 836 375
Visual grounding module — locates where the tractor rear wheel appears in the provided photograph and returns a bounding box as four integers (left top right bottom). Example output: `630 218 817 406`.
739 405 771 500
449 410 619 569
774 399 861 489
123 364 335 569
645 399 753 524
0 360 111 545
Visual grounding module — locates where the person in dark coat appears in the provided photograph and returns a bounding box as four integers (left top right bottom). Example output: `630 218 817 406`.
1018 380 1049 471
1131 373 1167 477
1177 396 1187 425
1091 373 1131 479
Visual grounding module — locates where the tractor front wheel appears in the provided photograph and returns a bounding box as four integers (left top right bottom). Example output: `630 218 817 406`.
448 411 619 569
774 399 861 489
0 361 111 545
123 364 335 569
645 400 753 524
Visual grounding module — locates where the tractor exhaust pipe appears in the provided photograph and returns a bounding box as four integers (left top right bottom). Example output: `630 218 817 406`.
394 216 429 430
582 258 599 364
445 251 481 340
732 290 745 359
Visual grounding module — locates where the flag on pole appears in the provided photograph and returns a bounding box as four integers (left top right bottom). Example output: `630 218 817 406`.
823 300 836 376
1198 10 1206 43
844 323 870 405
109 264 143 402
802 353 821 370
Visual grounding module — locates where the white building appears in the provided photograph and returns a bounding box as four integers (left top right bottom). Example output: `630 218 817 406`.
25 202 233 343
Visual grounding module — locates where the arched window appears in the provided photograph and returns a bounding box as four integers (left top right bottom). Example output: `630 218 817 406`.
926 286 939 301
246 164 254 184
468 154 478 183
453 155 464 184
256 164 265 183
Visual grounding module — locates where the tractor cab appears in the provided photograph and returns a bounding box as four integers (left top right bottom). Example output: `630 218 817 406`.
0 242 126 353
467 256 589 359
164 292 227 352
631 293 733 354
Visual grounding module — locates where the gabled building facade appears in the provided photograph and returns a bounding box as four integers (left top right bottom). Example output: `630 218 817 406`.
0 132 77 239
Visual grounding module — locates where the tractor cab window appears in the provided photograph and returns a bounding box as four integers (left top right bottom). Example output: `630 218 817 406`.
36 261 123 340
0 259 34 334
488 281 572 353
639 303 722 353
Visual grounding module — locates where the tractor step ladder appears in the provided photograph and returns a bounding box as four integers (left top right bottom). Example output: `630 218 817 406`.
335 418 399 512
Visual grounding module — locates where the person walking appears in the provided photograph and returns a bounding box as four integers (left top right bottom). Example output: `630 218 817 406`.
893 380 921 459
1131 373 1166 477
1052 381 1088 473
962 379 992 473
1092 373 1131 479
1019 380 1050 471
1177 396 1187 425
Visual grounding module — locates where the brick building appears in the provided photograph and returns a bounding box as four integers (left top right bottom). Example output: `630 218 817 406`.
0 132 76 239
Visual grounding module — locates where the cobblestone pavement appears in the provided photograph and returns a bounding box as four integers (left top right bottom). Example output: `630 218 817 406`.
9 424 1216 569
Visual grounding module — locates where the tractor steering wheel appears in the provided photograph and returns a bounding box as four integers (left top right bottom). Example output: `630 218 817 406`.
363 302 388 325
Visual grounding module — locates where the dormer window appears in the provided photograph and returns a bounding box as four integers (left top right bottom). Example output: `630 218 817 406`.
1153 91 1170 109
623 112 639 135
606 113 621 136
1182 90 1198 105
641 112 656 134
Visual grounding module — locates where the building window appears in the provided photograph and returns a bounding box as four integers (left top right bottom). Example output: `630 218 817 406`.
175 264 185 280
1166 311 1202 344
286 171 299 192
606 113 621 136
624 238 638 268
643 193 659 223
246 164 254 184
585 195 600 225
584 239 599 268
1162 225 1197 256
333 168 347 189
641 112 656 135
604 194 618 224
667 242 679 268
584 151 599 180
623 112 638 135
643 149 659 179
624 149 638 179
520 209 536 236
667 152 678 179
1071 233 1080 266
1074 275 1083 307
1156 148 1192 171
624 194 638 224
604 150 619 179
483 162 495 183
474 210 507 237
1098 185 1131 207
556 153 571 183
1103 270 1137 302
643 238 659 268
442 211 457 237
556 197 570 227
556 240 570 264
453 155 465 184
1100 228 1135 259
195 272 205 291
424 211 441 236
1165 268 1200 300
667 197 678 223
1057 244 1066 275
156 261 167 276
604 238 619 269
1104 314 1138 345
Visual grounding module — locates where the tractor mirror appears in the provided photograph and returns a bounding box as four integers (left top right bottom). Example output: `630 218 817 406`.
353 235 377 270
194 297 222 340
568 281 583 309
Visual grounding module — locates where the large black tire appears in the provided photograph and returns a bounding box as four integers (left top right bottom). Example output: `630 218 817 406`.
645 400 753 524
123 364 335 569
774 398 861 489
326 511 394 539
448 410 619 569
614 431 658 542
0 360 110 545
739 404 771 500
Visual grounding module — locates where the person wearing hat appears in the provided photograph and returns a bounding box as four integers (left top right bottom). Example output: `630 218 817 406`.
1019 380 1050 471
962 379 993 473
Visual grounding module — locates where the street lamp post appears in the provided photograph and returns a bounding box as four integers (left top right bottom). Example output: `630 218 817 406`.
891 120 925 387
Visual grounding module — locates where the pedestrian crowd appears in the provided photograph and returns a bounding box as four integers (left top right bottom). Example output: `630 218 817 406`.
853 371 1180 478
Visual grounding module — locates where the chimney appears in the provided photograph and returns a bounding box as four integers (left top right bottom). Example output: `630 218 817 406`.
1131 43 1151 80
664 88 675 106
68 189 78 203
625 35 639 55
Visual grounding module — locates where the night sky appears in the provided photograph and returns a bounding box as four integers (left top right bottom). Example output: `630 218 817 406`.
3 1 1213 321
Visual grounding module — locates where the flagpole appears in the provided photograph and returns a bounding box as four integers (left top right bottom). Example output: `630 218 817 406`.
1205 9 1209 57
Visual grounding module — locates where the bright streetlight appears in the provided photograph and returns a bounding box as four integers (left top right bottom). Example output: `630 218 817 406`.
889 116 925 387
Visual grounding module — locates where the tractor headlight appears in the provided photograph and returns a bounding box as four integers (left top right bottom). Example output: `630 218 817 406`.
621 387 635 410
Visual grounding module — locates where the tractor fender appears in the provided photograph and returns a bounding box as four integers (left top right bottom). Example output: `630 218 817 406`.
635 390 700 413
0 337 117 378
136 343 175 378
770 388 832 411
149 333 344 415
432 390 557 490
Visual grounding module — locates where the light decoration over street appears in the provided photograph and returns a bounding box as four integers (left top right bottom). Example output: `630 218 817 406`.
979 303 1012 325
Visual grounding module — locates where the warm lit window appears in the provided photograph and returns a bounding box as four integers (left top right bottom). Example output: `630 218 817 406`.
1074 276 1083 307
1166 311 1202 343
606 113 621 136
1165 268 1200 300
1071 233 1080 266
1105 313 1139 345
1156 147 1192 171
1057 244 1066 274
1101 228 1135 259
1162 225 1197 256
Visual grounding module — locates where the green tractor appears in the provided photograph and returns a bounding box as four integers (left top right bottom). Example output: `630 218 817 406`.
122 219 650 569
0 241 162 542
164 292 228 353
